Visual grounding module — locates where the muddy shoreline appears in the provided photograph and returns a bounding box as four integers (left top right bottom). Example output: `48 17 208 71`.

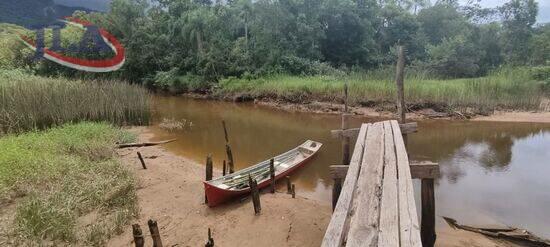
176 92 550 123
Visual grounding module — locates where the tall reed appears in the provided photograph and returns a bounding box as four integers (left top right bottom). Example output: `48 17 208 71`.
0 70 150 133
218 67 548 111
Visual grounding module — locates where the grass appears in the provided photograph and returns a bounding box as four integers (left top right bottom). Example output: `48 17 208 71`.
0 122 137 246
217 67 550 112
0 70 151 134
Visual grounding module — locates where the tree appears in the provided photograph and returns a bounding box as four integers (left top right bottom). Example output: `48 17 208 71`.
499 0 538 64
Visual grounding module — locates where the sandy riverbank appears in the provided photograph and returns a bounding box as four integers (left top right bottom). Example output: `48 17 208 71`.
108 127 524 246
108 127 331 246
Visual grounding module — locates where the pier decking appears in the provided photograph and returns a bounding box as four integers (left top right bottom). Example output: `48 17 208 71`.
323 120 428 246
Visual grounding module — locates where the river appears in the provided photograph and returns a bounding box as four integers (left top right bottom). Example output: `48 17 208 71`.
148 95 550 239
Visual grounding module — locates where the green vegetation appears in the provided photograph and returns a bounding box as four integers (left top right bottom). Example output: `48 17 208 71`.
0 122 137 245
56 0 546 84
0 70 151 134
218 67 550 111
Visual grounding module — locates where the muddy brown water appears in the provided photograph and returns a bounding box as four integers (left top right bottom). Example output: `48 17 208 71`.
149 96 550 239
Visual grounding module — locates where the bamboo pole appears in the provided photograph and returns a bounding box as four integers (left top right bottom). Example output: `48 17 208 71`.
269 158 275 193
222 160 227 176
137 152 147 169
132 224 145 247
148 219 163 247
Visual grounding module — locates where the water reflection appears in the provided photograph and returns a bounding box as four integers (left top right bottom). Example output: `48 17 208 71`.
150 96 550 238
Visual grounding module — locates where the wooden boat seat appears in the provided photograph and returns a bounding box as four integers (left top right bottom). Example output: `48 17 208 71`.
322 120 421 246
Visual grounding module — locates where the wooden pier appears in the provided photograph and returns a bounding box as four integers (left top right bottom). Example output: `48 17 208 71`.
323 120 438 246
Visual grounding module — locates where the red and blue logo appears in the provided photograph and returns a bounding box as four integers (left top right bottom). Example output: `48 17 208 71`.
19 17 125 73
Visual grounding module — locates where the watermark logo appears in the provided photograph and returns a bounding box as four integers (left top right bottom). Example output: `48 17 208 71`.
19 17 125 73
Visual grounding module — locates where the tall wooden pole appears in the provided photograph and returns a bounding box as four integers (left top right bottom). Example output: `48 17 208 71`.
222 121 235 174
396 45 406 124
269 158 276 193
421 179 436 247
205 154 213 203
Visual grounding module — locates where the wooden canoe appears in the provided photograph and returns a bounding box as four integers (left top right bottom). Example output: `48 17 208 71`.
204 140 322 207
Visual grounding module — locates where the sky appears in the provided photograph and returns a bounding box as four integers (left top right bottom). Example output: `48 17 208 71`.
54 0 550 23
459 0 550 23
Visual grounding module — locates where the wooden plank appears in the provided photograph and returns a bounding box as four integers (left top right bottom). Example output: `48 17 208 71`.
346 122 385 246
322 124 370 247
331 123 417 138
391 120 422 247
410 161 439 179
330 165 349 180
330 160 438 180
378 121 399 246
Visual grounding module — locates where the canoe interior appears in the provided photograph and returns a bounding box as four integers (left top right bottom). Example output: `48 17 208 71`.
207 140 322 191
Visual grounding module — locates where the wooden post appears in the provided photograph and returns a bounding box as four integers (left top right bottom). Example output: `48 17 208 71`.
421 178 436 247
269 158 275 193
332 178 342 210
248 175 261 215
137 152 147 169
222 121 235 174
148 219 163 247
291 184 296 198
341 114 351 165
205 228 214 247
286 176 291 194
132 224 145 247
222 160 226 176
205 154 213 203
395 45 406 124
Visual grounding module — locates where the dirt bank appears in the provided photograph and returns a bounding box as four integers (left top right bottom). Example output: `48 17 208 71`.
109 127 519 246
108 127 331 246
185 93 550 123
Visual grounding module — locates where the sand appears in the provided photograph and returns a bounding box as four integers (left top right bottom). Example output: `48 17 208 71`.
108 127 331 247
109 127 517 247
473 111 550 123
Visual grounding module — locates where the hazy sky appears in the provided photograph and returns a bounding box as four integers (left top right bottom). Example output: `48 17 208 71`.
460 0 550 23
54 0 549 23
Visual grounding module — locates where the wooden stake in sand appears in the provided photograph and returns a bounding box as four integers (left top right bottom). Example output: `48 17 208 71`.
132 224 145 247
222 121 235 174
222 160 227 176
148 219 163 247
205 154 213 204
269 158 275 193
291 184 296 198
286 176 292 194
248 175 261 215
205 228 214 247
137 152 147 169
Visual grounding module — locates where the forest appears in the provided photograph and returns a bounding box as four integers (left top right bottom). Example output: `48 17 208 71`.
1 0 549 109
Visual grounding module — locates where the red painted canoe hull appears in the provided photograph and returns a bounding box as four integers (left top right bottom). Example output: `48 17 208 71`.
204 141 321 207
